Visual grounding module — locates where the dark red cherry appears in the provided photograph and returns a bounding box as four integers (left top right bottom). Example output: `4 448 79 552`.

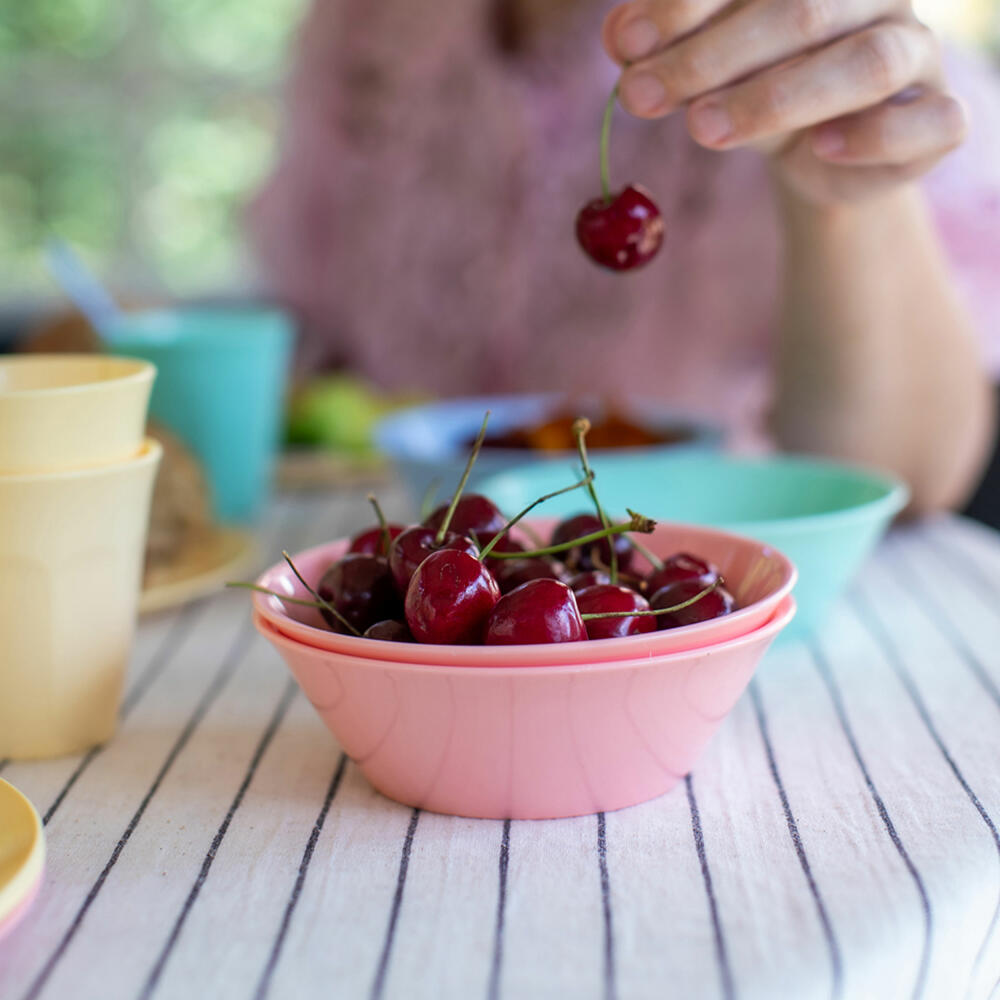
317 553 402 633
494 557 564 595
649 579 735 629
348 524 405 557
575 584 656 640
567 569 646 594
576 184 664 271
551 513 633 574
388 526 479 593
645 552 718 594
567 569 611 591
405 549 501 644
482 534 526 571
485 579 586 645
363 619 415 642
424 495 506 543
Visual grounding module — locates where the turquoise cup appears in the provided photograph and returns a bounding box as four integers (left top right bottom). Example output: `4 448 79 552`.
478 452 909 639
106 307 293 524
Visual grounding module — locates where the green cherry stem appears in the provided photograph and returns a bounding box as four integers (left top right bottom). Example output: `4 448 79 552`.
419 477 441 521
227 582 329 611
282 550 362 636
488 511 656 560
367 493 391 556
479 471 595 561
434 411 491 546
573 417 617 583
600 83 619 205
580 579 720 620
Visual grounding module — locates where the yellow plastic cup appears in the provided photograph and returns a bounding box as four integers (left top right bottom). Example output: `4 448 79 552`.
0 355 155 475
0 440 162 759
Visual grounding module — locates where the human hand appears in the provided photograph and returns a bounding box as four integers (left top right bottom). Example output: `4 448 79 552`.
601 0 968 204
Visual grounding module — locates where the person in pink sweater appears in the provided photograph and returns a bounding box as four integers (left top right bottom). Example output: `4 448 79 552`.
251 0 1000 512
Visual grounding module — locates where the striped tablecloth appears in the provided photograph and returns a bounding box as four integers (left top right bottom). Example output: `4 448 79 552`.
2 489 1000 1000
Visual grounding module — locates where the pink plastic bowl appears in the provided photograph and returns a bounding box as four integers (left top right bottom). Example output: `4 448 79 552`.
254 595 796 820
252 519 797 666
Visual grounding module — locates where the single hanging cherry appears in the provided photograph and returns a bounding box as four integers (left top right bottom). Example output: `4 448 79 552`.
576 85 664 271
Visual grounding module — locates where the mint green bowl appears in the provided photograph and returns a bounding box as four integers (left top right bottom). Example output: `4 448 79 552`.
478 453 908 639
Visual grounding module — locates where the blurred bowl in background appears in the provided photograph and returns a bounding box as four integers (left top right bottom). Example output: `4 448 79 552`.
373 394 722 507
478 452 908 639
106 307 293 524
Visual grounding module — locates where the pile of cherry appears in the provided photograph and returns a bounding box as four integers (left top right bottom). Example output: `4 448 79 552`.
240 417 735 646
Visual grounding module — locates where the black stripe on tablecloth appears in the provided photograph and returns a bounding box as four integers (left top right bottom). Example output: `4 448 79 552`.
685 775 735 1000
253 753 349 1000
810 644 932 1000
19 621 256 1000
42 601 205 827
486 818 512 1000
597 812 618 1000
851 593 1000 981
748 681 844 998
137 678 299 1000
0 760 8 777
884 542 1000 713
369 807 421 1000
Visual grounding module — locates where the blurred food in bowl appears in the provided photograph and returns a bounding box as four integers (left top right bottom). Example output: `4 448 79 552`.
476 407 694 452
375 394 722 504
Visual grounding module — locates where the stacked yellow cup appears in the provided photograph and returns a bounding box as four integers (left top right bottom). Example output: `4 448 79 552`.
0 355 161 759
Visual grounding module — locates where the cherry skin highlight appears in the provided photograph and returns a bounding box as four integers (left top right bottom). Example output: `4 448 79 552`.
576 184 664 271
484 579 586 645
348 524 405 557
649 579 735 629
424 494 506 541
388 526 479 593
317 553 402 633
575 584 657 640
404 549 501 644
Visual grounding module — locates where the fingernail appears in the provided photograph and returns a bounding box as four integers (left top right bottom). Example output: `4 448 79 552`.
689 101 732 145
616 17 659 61
621 72 667 115
812 124 845 157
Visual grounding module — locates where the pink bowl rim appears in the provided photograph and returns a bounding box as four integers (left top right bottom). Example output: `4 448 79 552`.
252 520 797 665
253 594 796 679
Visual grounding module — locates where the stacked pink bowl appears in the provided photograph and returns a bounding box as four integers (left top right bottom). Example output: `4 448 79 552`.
253 520 796 820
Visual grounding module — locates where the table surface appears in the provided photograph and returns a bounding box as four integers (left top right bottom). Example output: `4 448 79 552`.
2 488 1000 1000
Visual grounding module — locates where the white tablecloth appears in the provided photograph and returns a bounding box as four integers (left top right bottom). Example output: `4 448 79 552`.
2 489 1000 1000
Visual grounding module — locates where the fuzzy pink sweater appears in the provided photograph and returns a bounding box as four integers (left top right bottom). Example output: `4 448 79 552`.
251 0 1000 434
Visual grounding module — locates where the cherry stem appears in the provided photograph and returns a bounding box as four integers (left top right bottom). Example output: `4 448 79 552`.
227 582 328 608
282 550 363 636
367 493 391 556
435 411 491 546
419 478 441 521
573 417 617 583
600 83 619 205
226 581 362 640
479 470 595 561
580 580 720 620
488 511 656 560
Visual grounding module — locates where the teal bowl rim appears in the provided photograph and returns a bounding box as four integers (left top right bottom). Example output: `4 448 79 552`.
478 451 911 536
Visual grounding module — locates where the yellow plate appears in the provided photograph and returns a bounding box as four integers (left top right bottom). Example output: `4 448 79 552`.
0 779 45 941
140 526 256 615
